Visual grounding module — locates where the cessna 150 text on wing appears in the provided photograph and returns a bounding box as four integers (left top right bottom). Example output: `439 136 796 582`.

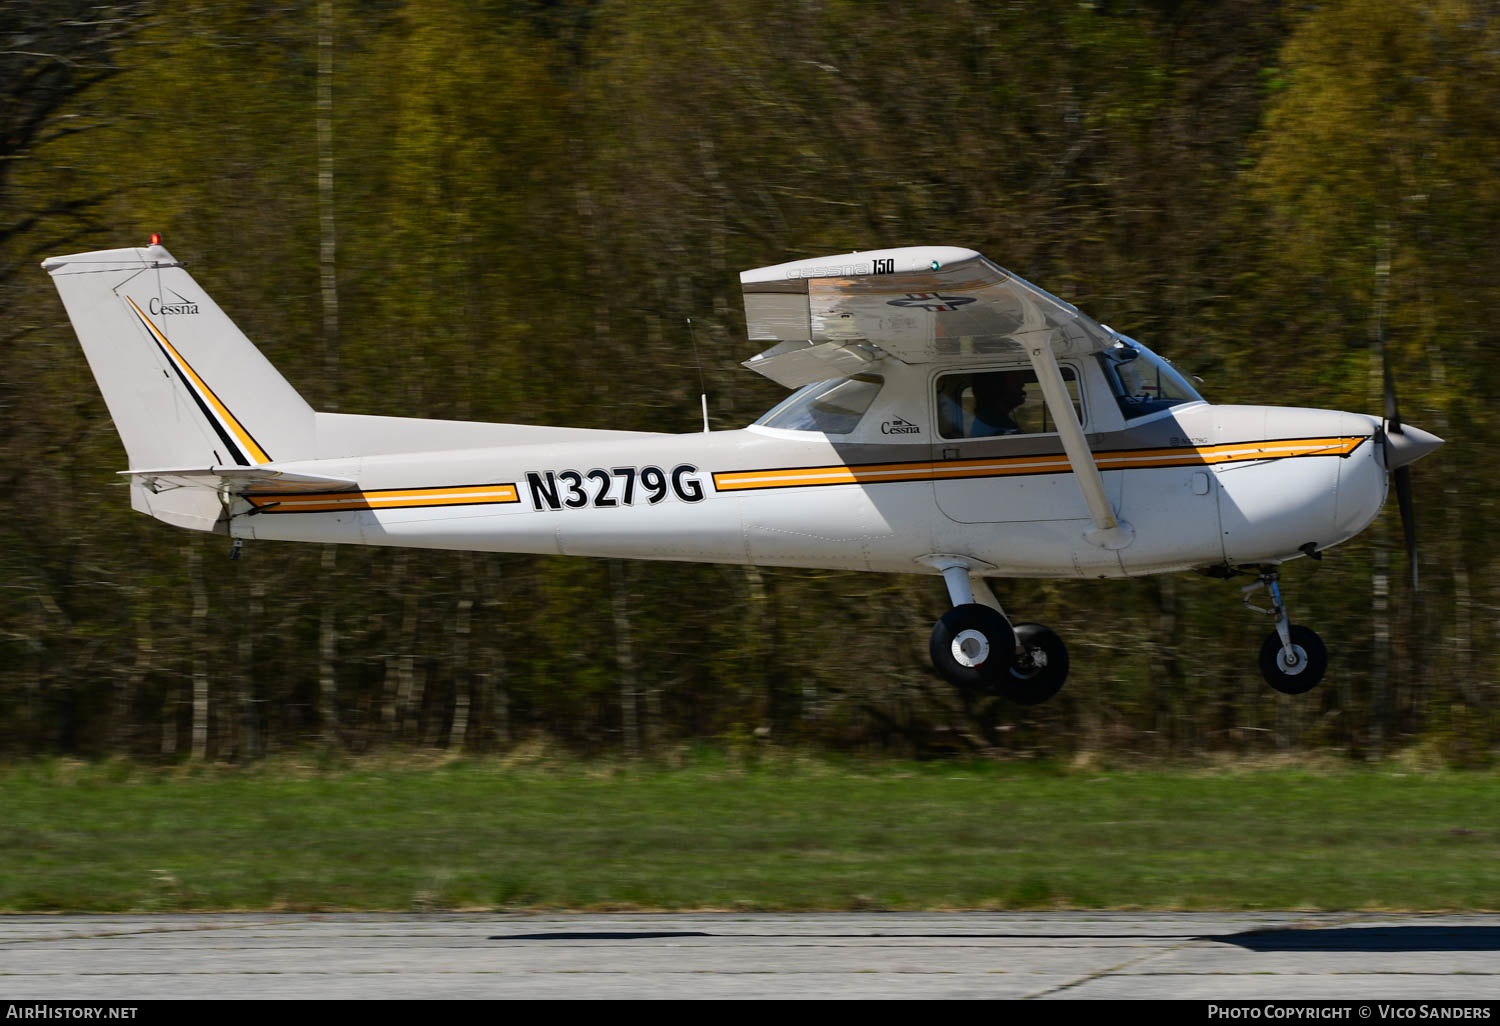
44 240 1442 705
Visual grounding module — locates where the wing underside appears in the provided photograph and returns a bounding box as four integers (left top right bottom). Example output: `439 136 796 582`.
740 246 1115 387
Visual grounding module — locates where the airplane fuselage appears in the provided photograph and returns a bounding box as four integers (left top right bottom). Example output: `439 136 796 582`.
228 399 1388 580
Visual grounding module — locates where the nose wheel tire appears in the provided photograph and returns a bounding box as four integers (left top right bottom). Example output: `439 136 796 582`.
999 623 1070 706
1258 624 1327 694
930 603 1013 694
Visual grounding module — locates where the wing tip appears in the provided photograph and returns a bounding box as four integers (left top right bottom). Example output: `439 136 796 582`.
741 245 982 285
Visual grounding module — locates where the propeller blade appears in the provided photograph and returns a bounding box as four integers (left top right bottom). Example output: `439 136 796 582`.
1394 465 1417 589
1383 357 1404 435
1379 294 1425 589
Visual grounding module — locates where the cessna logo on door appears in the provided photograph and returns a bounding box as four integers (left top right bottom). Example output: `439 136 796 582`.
887 293 976 313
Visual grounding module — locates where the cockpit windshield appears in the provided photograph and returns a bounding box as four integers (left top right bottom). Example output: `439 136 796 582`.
1096 338 1203 419
755 374 884 434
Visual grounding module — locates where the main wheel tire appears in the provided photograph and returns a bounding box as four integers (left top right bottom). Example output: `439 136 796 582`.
1258 624 1327 694
930 603 1013 694
999 622 1070 705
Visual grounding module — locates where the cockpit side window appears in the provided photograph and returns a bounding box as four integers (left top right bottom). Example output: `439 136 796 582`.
935 367 1083 440
1096 340 1203 420
755 374 884 434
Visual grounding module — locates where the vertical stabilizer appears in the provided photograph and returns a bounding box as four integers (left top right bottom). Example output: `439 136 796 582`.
43 242 316 471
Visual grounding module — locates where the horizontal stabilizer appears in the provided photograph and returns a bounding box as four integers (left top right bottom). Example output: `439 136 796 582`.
122 465 358 495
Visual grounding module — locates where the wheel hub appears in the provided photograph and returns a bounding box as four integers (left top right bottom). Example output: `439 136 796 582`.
951 629 990 668
1016 644 1048 671
1279 644 1309 675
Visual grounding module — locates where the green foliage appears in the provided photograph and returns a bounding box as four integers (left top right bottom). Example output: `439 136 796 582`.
1 0 1495 760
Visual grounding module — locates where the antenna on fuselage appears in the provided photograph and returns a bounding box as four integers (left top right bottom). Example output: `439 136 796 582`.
687 317 709 433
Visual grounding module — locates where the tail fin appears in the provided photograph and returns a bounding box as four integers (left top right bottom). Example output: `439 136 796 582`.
44 241 317 530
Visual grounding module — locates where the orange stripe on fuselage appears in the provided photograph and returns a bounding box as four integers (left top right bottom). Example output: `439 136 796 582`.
245 483 520 514
712 436 1366 492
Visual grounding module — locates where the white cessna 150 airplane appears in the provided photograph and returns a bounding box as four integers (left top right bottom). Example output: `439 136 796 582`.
44 240 1442 705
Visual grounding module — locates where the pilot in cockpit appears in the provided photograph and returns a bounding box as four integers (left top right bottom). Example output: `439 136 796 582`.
968 371 1029 436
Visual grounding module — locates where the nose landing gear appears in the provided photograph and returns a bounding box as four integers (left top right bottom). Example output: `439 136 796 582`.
1243 567 1327 694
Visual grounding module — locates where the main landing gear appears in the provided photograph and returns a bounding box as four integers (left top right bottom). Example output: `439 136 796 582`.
928 562 1329 704
927 563 1070 705
1241 566 1327 694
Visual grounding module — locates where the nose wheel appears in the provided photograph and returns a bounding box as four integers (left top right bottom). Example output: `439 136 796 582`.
1258 624 1326 694
1243 567 1327 694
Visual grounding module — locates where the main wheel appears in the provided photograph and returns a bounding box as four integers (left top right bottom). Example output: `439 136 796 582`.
930 603 1013 694
999 622 1070 705
1258 624 1327 694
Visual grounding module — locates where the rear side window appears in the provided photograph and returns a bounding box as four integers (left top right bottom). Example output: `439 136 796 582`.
756 375 884 434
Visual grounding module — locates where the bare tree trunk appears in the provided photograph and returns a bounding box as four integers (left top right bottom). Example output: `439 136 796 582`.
317 0 340 409
124 604 153 758
318 547 340 745
160 676 177 758
114 600 149 756
382 552 405 732
1371 542 1390 760
1367 236 1391 760
1154 575 1185 752
450 554 474 751
396 574 422 740
610 560 639 757
743 564 775 731
311 5 342 750
477 555 508 749
188 544 209 761
237 574 264 761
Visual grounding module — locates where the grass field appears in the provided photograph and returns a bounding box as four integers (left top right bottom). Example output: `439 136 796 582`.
4 753 1497 912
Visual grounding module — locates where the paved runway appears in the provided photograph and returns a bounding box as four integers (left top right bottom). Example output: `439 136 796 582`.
3 913 1499 999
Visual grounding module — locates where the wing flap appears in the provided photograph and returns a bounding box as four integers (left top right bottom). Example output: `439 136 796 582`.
740 246 1115 366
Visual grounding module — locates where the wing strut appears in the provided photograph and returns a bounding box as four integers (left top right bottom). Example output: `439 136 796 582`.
1022 337 1134 550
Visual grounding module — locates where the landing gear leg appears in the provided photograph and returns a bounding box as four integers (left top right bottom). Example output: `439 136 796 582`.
926 563 1070 704
929 565 1013 698
1243 566 1327 694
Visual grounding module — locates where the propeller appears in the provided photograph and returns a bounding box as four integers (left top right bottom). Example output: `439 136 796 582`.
1380 354 1442 589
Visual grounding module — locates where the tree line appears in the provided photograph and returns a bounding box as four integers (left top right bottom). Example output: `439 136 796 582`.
1 0 1494 761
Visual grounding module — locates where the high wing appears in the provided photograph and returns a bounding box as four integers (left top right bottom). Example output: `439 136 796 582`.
740 245 1131 548
739 246 1115 387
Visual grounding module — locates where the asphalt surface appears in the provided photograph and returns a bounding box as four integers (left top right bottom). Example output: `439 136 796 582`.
3 912 1499 999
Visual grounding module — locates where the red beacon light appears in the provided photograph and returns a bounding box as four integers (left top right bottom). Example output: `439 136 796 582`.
148 233 162 246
